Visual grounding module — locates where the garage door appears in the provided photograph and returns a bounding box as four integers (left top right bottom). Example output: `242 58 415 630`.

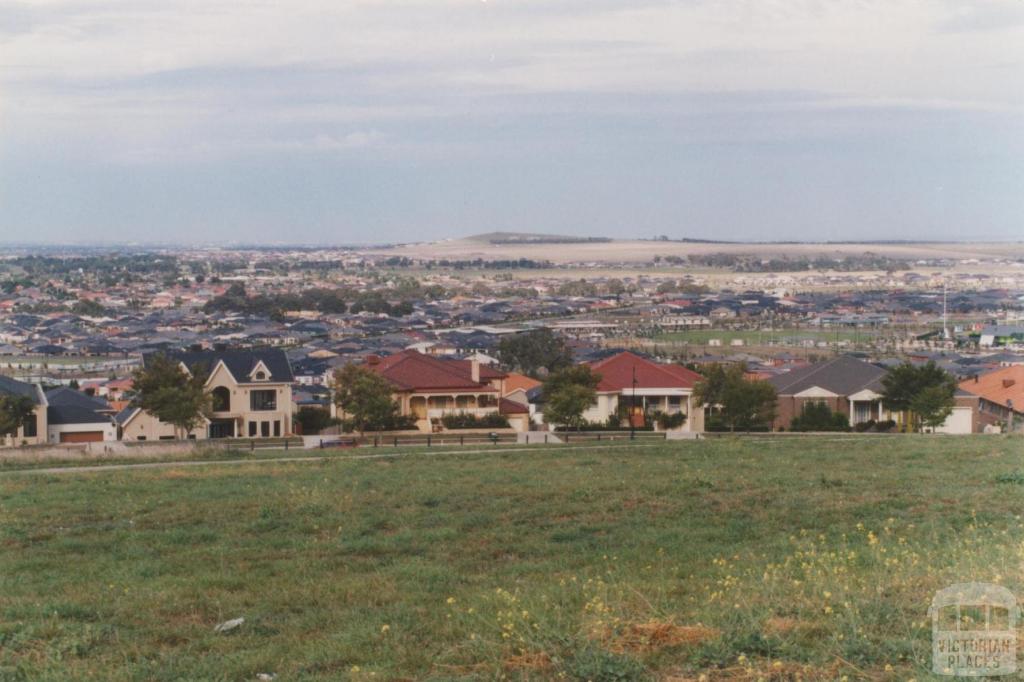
936 407 973 434
60 431 104 443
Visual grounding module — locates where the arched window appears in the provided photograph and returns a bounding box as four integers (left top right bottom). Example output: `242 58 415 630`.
254 371 266 381
212 386 231 412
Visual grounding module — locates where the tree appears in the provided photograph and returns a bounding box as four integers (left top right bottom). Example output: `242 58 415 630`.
694 363 777 431
332 363 402 433
498 329 573 377
542 365 601 430
911 385 955 431
881 361 956 432
0 395 36 440
789 401 850 432
296 406 339 435
71 299 106 316
693 363 730 415
131 354 211 439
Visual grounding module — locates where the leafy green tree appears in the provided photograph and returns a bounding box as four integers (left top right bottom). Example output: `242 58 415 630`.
0 395 37 440
881 361 956 432
332 364 402 433
132 354 212 439
296 406 339 435
542 365 601 430
693 363 730 416
695 363 777 431
71 299 107 316
498 329 573 377
789 401 850 432
911 385 956 431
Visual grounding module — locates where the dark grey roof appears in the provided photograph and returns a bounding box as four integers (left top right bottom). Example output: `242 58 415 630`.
45 387 112 411
0 375 42 404
45 387 115 425
768 355 887 396
145 348 294 383
115 406 140 426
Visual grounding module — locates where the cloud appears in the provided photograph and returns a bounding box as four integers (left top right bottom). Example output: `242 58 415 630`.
0 0 1022 242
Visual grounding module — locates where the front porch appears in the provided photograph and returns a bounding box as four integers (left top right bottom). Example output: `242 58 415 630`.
614 389 699 432
404 392 500 433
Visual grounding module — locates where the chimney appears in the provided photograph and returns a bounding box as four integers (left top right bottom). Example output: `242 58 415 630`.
470 359 480 383
366 354 381 366
1003 379 1015 389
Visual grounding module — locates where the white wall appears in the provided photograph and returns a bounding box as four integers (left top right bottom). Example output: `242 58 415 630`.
48 422 118 443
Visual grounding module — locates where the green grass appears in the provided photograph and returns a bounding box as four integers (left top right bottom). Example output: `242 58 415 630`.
1 436 1021 680
653 328 885 345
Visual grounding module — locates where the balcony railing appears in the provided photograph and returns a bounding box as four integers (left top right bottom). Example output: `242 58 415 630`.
426 408 499 419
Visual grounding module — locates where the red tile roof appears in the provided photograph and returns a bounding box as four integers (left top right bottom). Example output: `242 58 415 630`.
588 351 702 392
499 397 529 415
368 350 500 393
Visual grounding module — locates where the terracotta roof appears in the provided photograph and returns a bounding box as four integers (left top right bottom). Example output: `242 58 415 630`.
368 350 499 392
499 397 529 415
504 373 542 394
587 351 702 392
959 365 1024 410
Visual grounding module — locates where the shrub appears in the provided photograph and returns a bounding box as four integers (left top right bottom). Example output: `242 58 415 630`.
440 412 509 429
653 410 687 430
790 402 851 432
340 414 417 433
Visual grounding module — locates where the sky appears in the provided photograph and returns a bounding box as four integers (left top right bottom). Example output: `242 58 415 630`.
1 0 1022 245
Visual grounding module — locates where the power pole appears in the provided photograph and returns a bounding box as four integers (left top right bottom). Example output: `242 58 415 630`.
630 364 638 441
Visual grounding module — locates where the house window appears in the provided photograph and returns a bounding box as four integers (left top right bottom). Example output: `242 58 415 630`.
273 420 281 437
248 421 257 437
137 435 147 441
212 386 231 412
668 396 681 408
23 418 37 438
261 421 270 438
250 390 276 411
254 371 266 381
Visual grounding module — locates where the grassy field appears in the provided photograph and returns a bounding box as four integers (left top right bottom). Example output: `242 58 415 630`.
652 329 884 346
1 436 1022 680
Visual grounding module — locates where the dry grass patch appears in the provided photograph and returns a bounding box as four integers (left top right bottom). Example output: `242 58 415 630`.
605 621 720 654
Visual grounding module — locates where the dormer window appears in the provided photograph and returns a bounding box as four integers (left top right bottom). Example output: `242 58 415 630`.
248 359 272 382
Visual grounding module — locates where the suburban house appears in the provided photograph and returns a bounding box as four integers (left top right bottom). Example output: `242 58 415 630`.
767 354 976 433
959 365 1024 432
354 350 529 432
767 355 891 430
557 351 704 432
44 387 118 443
119 348 295 440
0 375 48 446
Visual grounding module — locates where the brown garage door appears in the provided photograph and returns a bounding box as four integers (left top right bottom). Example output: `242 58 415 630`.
60 431 104 443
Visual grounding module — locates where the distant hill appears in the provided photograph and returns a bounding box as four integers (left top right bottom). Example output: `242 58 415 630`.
464 232 612 245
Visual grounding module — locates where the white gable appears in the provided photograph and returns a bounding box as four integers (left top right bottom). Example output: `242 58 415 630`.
794 386 839 399
848 388 882 402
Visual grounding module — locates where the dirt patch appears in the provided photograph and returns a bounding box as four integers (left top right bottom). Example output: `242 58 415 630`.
503 651 553 672
605 621 719 654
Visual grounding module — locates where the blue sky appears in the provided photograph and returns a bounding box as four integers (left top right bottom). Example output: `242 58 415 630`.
1 0 1022 244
